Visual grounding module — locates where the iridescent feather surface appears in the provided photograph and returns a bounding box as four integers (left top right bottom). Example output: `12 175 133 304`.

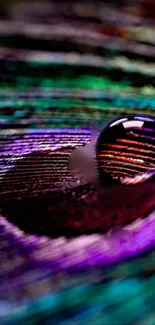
1 1 155 325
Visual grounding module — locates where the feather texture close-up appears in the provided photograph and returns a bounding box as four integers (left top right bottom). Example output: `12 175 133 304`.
0 1 155 324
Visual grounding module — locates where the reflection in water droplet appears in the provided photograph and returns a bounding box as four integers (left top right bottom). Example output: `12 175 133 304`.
96 116 155 186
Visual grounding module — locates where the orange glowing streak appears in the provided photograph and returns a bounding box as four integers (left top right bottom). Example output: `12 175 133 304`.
98 150 155 163
98 160 152 170
97 154 155 166
104 165 140 174
117 138 155 149
101 143 153 154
